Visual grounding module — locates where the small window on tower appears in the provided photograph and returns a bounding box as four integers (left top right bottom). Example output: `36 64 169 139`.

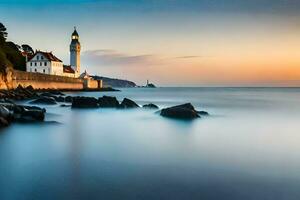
37 56 39 60
44 62 47 66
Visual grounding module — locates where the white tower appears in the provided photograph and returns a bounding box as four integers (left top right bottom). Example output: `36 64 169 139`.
70 27 81 75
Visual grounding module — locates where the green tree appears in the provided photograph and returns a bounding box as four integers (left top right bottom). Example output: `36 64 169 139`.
0 22 26 71
0 23 7 44
21 44 34 54
4 41 26 71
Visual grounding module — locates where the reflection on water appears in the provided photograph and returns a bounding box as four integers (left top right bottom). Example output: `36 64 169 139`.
1 88 300 200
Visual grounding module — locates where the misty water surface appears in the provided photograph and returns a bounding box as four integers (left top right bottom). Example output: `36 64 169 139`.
1 87 300 200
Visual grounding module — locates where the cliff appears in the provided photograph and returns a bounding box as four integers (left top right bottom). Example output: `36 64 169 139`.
92 76 136 88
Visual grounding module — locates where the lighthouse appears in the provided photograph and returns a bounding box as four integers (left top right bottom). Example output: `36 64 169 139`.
70 27 81 76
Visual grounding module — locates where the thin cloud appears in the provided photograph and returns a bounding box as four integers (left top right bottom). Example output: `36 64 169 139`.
82 49 162 67
174 56 203 59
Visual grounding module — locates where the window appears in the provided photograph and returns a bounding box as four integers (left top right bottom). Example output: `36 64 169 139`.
30 63 32 66
40 62 42 66
34 62 37 66
41 56 44 60
37 56 39 60
34 69 37 72
44 62 47 66
43 69 45 73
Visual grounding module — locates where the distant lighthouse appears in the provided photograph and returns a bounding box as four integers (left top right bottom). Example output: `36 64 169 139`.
70 27 81 76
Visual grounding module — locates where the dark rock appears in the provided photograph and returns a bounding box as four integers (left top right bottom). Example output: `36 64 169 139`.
0 105 11 118
12 105 46 122
49 91 65 96
16 84 24 90
0 99 14 104
98 96 119 108
65 96 73 103
119 98 139 109
12 105 24 114
160 103 200 119
26 85 34 91
0 103 46 124
0 117 9 127
0 105 13 123
72 97 99 108
143 103 159 109
23 106 46 113
18 109 45 122
198 111 209 116
30 97 57 105
40 92 56 98
15 84 37 99
54 96 65 102
60 104 71 107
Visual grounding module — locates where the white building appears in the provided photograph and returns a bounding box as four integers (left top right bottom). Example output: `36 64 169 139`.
26 27 81 78
26 51 64 75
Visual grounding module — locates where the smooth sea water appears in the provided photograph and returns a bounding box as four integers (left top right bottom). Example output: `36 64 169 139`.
1 87 300 200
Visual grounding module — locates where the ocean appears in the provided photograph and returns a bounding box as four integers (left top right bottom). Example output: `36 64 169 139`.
1 87 300 200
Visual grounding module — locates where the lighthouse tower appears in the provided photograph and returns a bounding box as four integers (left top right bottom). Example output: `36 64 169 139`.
70 27 81 76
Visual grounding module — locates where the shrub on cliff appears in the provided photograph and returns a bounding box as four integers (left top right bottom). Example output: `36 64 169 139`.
0 22 26 72
0 50 12 73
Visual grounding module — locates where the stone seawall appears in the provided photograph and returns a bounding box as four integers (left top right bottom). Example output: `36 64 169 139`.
0 69 84 90
12 70 84 90
0 70 104 90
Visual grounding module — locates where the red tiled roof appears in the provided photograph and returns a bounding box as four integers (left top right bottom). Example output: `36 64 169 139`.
28 51 62 62
63 65 75 74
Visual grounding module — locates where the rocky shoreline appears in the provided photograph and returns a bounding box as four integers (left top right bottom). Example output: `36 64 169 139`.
0 86 119 100
0 85 209 128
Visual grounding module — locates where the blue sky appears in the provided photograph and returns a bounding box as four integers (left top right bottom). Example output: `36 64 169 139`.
1 0 300 86
1 0 300 12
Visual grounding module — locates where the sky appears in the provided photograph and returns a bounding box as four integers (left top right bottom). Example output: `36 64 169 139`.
1 0 300 86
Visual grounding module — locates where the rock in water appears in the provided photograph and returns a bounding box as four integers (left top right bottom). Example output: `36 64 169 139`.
119 98 139 109
65 96 73 103
11 105 46 122
0 117 9 127
143 103 159 109
98 96 119 108
60 104 71 107
72 97 99 108
30 97 57 105
54 96 65 102
49 91 65 96
18 109 45 122
40 92 53 97
198 111 209 116
23 106 46 113
0 105 11 119
160 103 200 119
